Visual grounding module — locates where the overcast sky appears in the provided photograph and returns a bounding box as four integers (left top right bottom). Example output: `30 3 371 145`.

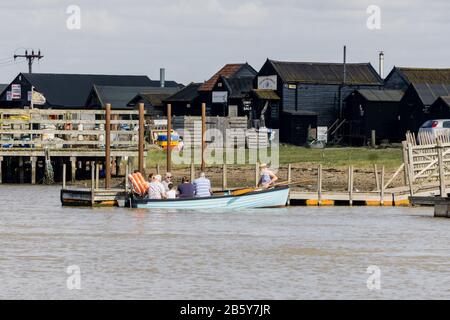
0 0 448 84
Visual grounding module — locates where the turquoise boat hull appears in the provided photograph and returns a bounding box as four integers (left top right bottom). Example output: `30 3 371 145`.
131 186 290 210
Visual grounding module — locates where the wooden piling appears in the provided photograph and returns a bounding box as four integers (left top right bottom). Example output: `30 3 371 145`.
437 140 446 197
0 156 3 184
287 164 292 183
31 157 37 185
70 157 76 183
156 164 160 175
201 102 206 172
105 103 111 189
190 162 195 182
167 103 172 173
62 163 66 189
381 166 385 205
91 161 95 205
95 163 100 190
222 163 228 190
374 164 380 191
348 165 353 206
138 103 145 174
318 164 323 205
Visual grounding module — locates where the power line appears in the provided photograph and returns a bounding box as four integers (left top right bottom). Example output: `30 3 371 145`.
14 49 44 73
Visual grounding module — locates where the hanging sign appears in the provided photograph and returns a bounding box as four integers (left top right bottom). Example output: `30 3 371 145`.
257 75 277 90
212 91 228 103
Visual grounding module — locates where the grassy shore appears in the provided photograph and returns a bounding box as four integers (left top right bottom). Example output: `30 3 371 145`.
145 144 403 170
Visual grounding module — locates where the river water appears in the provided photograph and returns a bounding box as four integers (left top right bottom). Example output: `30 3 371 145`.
0 185 449 300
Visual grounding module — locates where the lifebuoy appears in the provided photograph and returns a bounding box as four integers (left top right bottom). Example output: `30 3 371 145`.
133 172 149 195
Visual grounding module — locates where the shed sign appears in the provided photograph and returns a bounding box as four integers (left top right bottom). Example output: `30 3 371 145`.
11 84 21 100
317 126 328 143
257 75 277 90
212 91 228 103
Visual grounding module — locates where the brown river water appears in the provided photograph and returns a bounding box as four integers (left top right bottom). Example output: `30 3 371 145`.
0 185 449 300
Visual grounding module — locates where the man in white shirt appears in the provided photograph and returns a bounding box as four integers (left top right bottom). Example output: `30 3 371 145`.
148 175 167 199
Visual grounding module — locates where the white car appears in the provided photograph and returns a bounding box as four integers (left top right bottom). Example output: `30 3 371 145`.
418 119 450 139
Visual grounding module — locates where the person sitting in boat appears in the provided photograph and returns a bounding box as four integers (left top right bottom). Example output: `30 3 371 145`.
162 172 173 192
177 176 195 198
166 183 177 199
258 163 278 189
193 172 212 198
148 175 167 199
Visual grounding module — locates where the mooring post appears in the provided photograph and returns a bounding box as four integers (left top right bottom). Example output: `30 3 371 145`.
70 157 76 183
437 140 446 197
287 163 292 183
19 157 24 184
318 164 323 206
91 161 95 206
95 163 100 190
255 162 260 187
62 163 66 189
371 130 376 148
348 166 353 206
125 162 129 191
201 102 206 172
0 156 3 184
156 163 160 175
167 103 172 173
222 163 227 190
31 157 37 185
381 166 385 206
138 103 145 174
105 103 111 189
374 164 380 191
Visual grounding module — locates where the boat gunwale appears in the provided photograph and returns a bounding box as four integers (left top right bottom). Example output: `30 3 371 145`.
131 185 290 204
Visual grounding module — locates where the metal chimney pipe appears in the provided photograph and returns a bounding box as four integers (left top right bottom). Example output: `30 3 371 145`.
379 51 384 79
160 68 165 88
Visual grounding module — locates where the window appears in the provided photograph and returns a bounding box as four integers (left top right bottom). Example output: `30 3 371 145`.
443 121 450 129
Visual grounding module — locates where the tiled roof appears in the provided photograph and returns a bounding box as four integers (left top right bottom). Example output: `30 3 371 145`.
199 64 246 91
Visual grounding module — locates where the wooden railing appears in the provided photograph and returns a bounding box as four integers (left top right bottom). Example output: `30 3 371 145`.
0 109 143 149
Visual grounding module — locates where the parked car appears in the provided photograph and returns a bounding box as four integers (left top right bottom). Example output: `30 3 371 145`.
418 119 450 140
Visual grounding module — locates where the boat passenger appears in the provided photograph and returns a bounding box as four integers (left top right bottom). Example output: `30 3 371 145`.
148 175 167 199
258 163 278 189
177 176 195 198
162 172 173 192
193 172 212 198
166 183 177 199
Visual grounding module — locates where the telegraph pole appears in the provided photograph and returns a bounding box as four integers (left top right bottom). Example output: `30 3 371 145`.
14 50 43 73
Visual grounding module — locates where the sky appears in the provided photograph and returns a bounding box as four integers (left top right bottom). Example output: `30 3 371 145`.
0 0 448 84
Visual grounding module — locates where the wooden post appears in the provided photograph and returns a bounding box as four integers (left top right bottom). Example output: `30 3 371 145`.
105 103 111 189
19 157 24 184
407 142 415 196
0 156 3 184
222 163 228 190
70 157 76 183
318 164 323 206
190 162 195 182
156 164 160 175
437 140 446 197
371 130 376 148
167 103 172 173
255 163 260 187
125 163 129 192
201 102 206 172
31 157 37 185
381 166 385 206
287 164 292 183
95 163 100 190
62 163 66 189
91 161 95 206
374 164 380 191
402 141 409 185
348 166 353 206
138 102 145 174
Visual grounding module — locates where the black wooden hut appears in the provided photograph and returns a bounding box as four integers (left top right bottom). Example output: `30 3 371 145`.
163 82 202 116
429 96 450 119
344 89 404 144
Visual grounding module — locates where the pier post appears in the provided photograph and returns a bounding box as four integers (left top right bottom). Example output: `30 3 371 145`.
138 103 145 174
91 161 95 206
70 157 76 183
62 163 66 189
348 166 353 206
167 103 172 173
201 102 206 172
31 157 37 185
96 163 100 190
318 164 322 206
19 157 24 184
156 164 160 175
222 163 227 190
287 164 292 183
381 166 385 206
0 156 3 184
437 140 446 197
105 103 112 189
374 164 380 191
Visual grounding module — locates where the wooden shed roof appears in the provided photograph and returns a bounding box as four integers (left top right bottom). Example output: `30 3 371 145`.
267 60 382 85
252 89 280 100
411 83 450 106
354 89 404 102
391 67 450 85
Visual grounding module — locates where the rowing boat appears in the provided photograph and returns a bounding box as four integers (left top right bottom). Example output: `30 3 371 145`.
130 186 290 210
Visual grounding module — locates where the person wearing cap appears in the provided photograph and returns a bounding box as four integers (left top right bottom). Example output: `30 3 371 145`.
148 174 167 199
258 163 278 189
162 172 173 192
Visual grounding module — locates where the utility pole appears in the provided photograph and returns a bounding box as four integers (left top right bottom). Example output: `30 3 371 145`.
14 49 43 73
